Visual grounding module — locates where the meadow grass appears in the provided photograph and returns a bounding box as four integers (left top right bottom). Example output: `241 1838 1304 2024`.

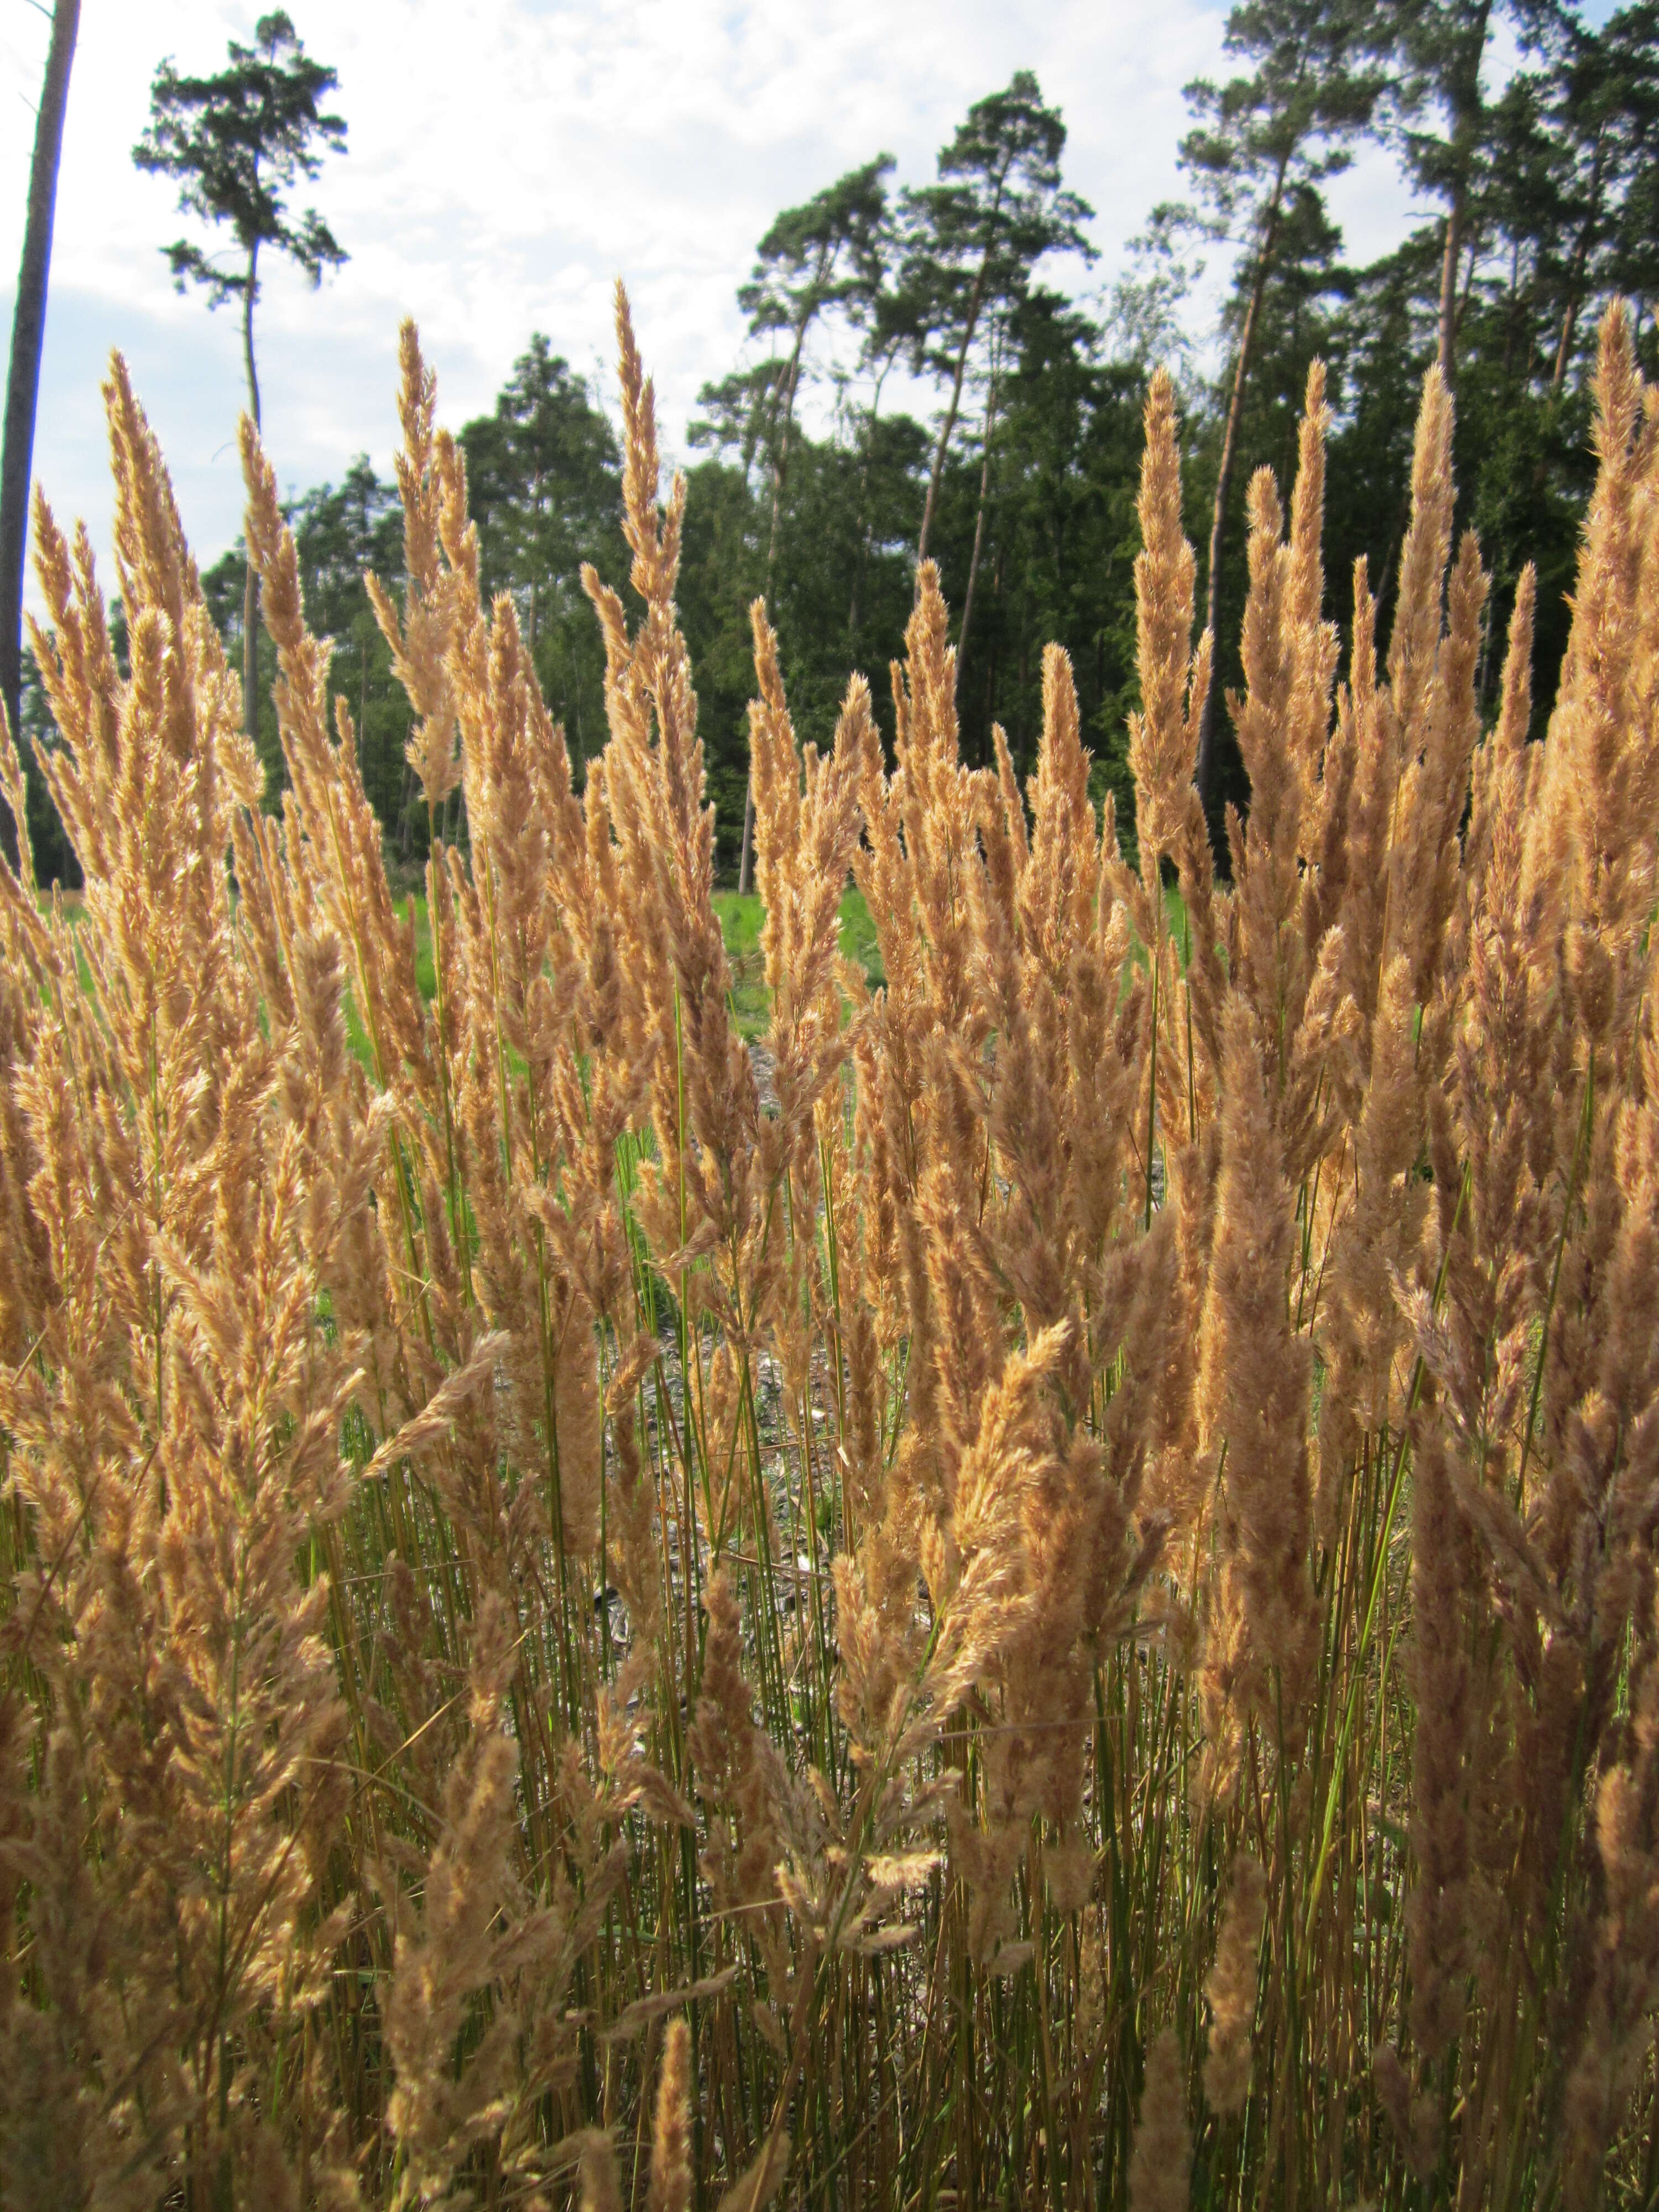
1 297 1657 2212
713 886 883 1037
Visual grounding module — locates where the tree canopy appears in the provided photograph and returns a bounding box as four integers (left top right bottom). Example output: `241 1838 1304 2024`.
134 11 347 317
134 8 347 779
41 26 1647 899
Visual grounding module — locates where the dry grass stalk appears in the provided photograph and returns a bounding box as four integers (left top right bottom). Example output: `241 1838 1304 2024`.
1 284 1657 2209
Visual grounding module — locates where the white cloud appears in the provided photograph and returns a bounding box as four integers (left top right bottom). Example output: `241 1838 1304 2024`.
1 0 1425 591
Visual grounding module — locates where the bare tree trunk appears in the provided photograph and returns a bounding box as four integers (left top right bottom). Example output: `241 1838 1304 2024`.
737 744 757 898
1 0 80 776
917 259 988 570
1193 176 1284 818
954 351 1001 702
1437 0 1493 386
1500 234 1521 385
1456 217 1480 343
762 375 799 587
847 343 898 660
739 288 820 898
917 153 1013 568
1550 176 1601 402
1551 285 1583 403
1436 196 1464 382
528 467 543 660
242 238 263 759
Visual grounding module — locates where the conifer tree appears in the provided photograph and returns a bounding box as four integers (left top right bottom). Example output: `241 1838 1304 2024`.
134 11 346 769
1544 3 1659 395
1378 0 1574 387
460 338 624 770
1172 0 1382 816
903 73 1094 567
729 159 892 891
1391 0 1500 383
845 273 922 667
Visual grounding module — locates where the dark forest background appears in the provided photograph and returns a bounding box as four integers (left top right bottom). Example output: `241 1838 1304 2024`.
19 0 1659 888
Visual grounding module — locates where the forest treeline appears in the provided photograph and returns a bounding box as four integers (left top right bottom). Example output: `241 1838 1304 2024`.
19 0 1659 888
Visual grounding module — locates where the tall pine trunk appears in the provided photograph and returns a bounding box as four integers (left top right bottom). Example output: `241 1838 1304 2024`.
1194 172 1285 820
1550 134 1605 403
0 0 80 778
1436 0 1493 385
954 352 1001 708
1435 190 1465 382
738 308 814 896
847 344 898 661
917 253 989 568
917 152 1013 568
242 238 263 761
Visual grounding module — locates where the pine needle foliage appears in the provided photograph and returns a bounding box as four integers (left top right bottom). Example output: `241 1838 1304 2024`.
2 286 1658 2210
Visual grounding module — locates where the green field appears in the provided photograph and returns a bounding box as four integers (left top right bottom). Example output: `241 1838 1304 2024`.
45 876 1173 1046
712 885 884 1037
363 883 884 1047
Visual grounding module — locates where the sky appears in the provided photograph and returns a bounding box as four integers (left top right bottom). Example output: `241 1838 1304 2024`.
0 0 1436 592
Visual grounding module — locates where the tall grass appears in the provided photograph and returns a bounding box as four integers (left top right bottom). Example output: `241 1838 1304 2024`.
1 288 1657 2211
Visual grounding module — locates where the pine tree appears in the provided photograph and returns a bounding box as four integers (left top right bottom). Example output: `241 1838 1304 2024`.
727 158 893 891
1543 3 1659 395
460 338 624 773
1171 0 1382 817
286 461 410 847
902 73 1094 568
134 11 346 775
1378 0 1567 386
